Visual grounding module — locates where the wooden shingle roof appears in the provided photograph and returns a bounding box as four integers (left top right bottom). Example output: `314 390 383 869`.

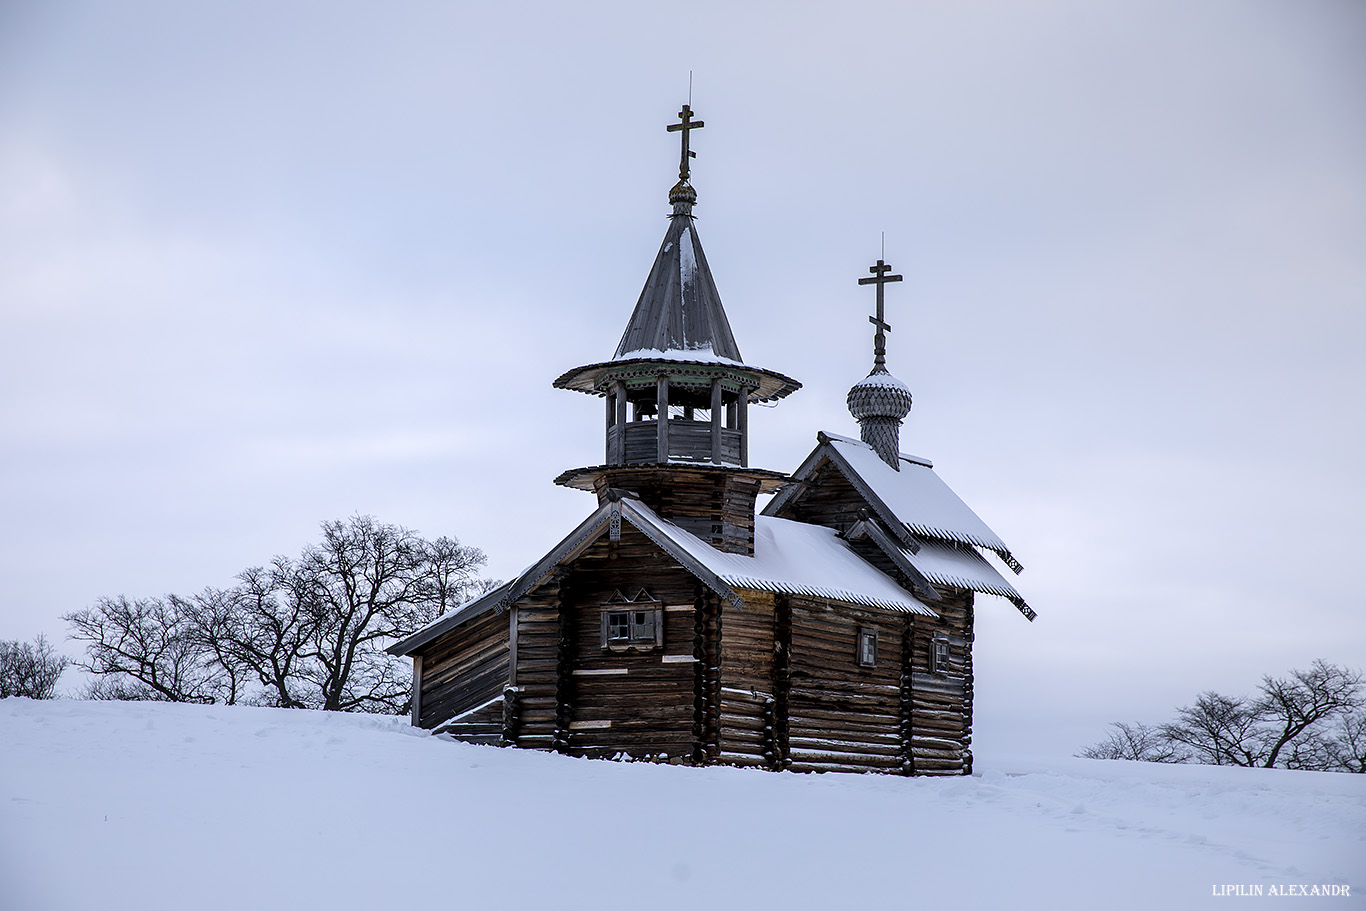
612 211 741 362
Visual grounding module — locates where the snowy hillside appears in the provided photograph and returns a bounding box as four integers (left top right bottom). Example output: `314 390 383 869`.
2 699 1362 910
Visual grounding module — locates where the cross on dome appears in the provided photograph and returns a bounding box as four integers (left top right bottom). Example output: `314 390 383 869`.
666 104 705 182
858 259 903 371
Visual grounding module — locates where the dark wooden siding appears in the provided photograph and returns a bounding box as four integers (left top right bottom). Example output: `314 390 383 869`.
785 597 905 773
717 589 776 767
616 420 742 464
592 467 760 555
509 526 700 761
415 607 510 730
907 587 975 775
769 458 863 533
509 582 561 750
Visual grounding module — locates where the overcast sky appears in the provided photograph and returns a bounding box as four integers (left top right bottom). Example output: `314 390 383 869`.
2 0 1362 756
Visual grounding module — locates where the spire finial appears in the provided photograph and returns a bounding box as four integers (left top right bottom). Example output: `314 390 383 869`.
667 103 705 183
858 258 903 372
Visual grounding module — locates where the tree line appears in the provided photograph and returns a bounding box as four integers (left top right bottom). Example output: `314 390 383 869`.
1080 660 1364 773
1 516 491 715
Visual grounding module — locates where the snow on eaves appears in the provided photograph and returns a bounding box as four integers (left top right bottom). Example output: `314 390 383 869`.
611 345 745 366
821 432 1021 571
390 493 936 658
901 539 1023 603
628 500 935 617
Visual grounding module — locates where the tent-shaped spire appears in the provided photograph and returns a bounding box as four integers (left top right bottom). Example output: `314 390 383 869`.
613 193 742 361
555 103 799 402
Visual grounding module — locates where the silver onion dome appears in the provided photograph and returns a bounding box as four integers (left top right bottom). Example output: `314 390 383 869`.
847 369 913 468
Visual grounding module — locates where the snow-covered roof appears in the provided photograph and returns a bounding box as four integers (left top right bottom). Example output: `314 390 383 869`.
389 493 935 656
636 503 934 616
901 540 1024 604
772 431 1022 573
613 345 744 366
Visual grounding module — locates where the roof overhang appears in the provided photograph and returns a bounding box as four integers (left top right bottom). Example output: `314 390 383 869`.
385 580 516 657
768 431 1024 574
554 463 789 494
553 355 801 404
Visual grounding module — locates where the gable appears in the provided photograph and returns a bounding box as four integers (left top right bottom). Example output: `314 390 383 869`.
391 491 937 658
765 432 1035 621
766 432 1022 572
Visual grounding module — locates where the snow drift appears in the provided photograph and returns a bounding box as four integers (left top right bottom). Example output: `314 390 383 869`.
2 698 1362 910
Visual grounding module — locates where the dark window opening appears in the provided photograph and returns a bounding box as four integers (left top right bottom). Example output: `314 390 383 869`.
607 611 631 642
857 627 877 667
601 606 662 650
931 636 950 675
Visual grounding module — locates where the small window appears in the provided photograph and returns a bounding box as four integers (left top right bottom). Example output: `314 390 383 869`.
606 611 631 642
601 605 662 650
632 609 655 642
931 636 950 675
857 627 877 667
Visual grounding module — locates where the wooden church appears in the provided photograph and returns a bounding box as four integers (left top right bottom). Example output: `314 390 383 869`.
388 104 1034 775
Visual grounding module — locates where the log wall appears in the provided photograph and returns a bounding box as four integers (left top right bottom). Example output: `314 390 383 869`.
907 587 975 775
415 483 978 776
772 458 864 533
509 525 701 761
717 589 776 768
508 582 562 751
784 597 906 773
592 468 760 554
414 606 510 730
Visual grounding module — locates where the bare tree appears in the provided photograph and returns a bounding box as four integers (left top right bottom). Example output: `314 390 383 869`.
284 516 485 712
179 587 258 706
221 562 315 709
65 596 223 703
65 516 490 713
0 635 69 699
1162 692 1265 766
1082 662 1365 772
1078 721 1187 762
1322 710 1366 774
1253 660 1363 768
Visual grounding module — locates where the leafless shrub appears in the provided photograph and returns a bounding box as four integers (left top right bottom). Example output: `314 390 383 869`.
0 635 69 699
1077 721 1188 763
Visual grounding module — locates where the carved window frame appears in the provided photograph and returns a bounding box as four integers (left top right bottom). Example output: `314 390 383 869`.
600 590 663 652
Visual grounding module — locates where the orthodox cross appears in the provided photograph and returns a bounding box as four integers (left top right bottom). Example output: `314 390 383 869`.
858 259 903 370
667 104 705 181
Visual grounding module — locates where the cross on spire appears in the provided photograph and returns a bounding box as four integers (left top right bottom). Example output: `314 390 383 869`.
858 259 903 371
667 104 705 182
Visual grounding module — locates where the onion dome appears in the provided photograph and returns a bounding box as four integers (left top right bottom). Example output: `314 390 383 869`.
847 369 913 421
848 369 913 469
849 258 912 469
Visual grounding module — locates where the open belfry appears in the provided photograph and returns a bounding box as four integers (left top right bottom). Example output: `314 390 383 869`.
389 103 1033 774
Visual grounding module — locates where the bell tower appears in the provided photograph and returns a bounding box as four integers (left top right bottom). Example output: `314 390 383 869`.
552 104 800 554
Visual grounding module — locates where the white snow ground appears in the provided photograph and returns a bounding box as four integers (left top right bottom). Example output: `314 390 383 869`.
2 698 1362 910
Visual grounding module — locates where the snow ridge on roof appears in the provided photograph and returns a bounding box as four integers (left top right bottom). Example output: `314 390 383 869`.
390 493 937 658
900 540 1022 602
821 432 1020 570
633 502 934 616
612 345 745 366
